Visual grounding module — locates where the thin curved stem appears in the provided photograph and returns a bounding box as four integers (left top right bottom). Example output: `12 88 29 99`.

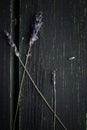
13 49 31 130
13 11 43 130
13 56 67 130
4 17 67 129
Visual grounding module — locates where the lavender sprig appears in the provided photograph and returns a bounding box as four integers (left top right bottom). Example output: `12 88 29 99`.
52 70 56 130
5 12 67 130
12 11 43 129
29 11 43 48
4 31 19 57
52 70 56 86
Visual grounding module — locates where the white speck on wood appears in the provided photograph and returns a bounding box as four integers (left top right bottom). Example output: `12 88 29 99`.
68 57 75 60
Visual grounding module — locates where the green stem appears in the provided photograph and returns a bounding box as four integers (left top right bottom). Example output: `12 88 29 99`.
13 56 67 130
53 84 56 130
13 48 31 130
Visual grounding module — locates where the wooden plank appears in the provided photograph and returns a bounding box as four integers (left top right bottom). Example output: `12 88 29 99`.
0 1 11 130
0 0 19 130
18 0 87 130
0 0 87 130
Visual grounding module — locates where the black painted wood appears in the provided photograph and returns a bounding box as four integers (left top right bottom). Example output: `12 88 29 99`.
0 0 87 130
0 1 10 130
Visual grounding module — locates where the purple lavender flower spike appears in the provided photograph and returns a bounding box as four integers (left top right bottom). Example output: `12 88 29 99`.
29 11 43 46
32 34 38 42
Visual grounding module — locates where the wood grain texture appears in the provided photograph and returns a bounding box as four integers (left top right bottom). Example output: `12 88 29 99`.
0 0 10 130
0 0 87 130
19 0 87 130
0 0 19 130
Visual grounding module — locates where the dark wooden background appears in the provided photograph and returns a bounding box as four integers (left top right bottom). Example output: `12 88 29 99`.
0 0 87 130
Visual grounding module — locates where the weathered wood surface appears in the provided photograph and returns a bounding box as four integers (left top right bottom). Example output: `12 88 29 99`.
0 1 10 130
0 0 87 130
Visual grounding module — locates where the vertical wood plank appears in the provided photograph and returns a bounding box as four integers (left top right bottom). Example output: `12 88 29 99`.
18 0 87 130
0 0 87 130
0 1 11 130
